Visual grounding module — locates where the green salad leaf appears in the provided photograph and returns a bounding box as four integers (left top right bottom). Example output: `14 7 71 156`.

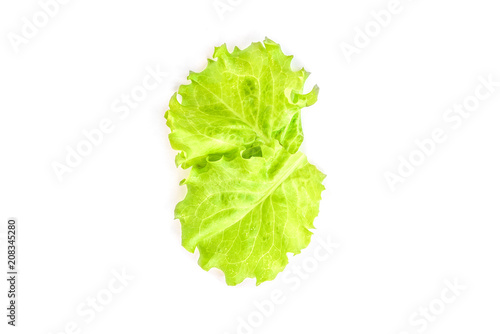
165 38 325 285
167 38 319 168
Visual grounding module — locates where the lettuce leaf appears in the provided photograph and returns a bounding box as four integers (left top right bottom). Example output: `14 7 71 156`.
167 38 319 168
165 38 325 285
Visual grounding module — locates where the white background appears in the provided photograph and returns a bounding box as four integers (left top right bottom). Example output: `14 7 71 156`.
1 0 500 333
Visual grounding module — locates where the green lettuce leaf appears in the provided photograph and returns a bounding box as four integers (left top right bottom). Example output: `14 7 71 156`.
176 144 325 285
166 38 319 168
165 38 325 285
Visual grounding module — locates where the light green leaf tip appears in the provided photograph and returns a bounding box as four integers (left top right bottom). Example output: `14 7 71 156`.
165 38 325 285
